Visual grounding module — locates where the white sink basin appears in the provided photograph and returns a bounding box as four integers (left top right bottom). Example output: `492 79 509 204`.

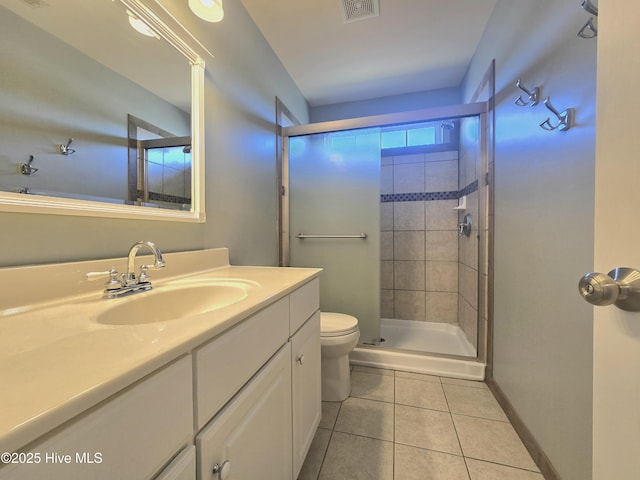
97 281 252 325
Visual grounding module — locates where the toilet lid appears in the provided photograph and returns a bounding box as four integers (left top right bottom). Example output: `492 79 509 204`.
321 312 359 337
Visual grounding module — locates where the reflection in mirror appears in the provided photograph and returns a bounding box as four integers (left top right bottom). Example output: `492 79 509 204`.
128 115 192 210
0 0 205 221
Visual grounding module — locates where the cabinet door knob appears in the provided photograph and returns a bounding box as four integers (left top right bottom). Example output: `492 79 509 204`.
296 354 305 365
212 460 231 479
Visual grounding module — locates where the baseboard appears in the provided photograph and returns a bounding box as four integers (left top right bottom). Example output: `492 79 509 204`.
486 378 560 480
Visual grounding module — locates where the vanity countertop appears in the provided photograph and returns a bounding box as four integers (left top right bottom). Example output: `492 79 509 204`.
0 248 321 455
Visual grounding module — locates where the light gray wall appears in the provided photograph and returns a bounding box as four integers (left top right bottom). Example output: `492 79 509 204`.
0 0 309 268
463 1 595 478
0 9 190 203
310 87 461 123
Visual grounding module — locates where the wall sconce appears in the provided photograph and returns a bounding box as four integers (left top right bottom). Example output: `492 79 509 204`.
539 97 574 132
58 138 76 155
19 155 38 176
577 0 598 39
189 0 224 23
581 0 598 16
577 17 597 39
514 79 540 107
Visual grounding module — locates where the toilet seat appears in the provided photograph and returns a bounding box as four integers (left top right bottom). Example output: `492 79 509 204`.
321 312 359 337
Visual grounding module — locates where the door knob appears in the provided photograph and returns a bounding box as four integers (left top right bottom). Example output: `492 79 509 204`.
578 267 640 312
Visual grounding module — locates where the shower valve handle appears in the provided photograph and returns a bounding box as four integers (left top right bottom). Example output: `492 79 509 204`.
578 268 640 312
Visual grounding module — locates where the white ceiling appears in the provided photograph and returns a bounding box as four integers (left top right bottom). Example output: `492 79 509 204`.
1 0 191 112
240 0 497 107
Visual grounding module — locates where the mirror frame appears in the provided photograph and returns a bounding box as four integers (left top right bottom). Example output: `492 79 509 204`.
0 0 206 222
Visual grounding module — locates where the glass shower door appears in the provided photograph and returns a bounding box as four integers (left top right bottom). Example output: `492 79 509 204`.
288 129 381 344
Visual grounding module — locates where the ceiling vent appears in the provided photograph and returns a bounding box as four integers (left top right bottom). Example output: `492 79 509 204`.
340 0 379 23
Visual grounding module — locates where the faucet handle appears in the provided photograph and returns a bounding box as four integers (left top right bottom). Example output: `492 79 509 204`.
138 265 151 283
84 268 123 290
143 259 166 270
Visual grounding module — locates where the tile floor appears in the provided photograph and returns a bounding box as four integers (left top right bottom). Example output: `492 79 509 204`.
298 366 544 480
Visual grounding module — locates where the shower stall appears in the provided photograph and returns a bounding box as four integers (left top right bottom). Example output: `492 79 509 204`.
280 102 491 379
379 115 482 359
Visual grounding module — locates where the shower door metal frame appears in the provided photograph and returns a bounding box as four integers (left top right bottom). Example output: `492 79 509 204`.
283 102 487 138
280 101 488 267
275 97 301 267
279 100 490 358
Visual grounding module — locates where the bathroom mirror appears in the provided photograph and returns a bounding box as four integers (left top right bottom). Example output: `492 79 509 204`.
0 0 206 222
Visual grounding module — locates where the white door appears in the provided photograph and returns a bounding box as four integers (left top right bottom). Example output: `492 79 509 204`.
592 1 640 477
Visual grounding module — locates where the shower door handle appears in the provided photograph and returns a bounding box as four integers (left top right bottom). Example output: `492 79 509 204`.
578 267 640 311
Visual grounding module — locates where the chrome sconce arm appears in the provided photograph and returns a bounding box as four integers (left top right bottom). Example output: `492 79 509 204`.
58 138 76 155
19 155 38 175
514 79 540 107
581 0 598 16
539 97 574 131
578 0 598 38
577 18 597 39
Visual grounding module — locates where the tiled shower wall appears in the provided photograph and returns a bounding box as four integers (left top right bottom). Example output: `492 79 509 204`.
147 146 192 205
380 150 460 324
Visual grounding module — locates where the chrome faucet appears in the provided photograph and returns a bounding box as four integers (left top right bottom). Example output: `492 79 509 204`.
123 241 166 286
84 241 166 298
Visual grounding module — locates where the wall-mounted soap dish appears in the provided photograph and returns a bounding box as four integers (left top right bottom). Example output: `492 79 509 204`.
453 195 467 211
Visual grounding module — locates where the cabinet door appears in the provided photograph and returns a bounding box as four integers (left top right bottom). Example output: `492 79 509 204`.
155 446 195 480
291 311 321 478
196 344 293 480
0 356 193 480
194 297 289 429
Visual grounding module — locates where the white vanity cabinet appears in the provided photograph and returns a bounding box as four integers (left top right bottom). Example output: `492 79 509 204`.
196 344 293 479
195 278 321 480
291 310 321 477
155 446 196 480
0 356 193 480
290 280 322 478
194 298 290 430
0 255 320 480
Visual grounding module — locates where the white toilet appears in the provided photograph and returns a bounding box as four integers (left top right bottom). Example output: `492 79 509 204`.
320 312 360 402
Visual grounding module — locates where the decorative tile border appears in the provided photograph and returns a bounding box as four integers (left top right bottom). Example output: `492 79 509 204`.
381 179 478 203
459 179 479 197
140 190 191 205
381 191 457 202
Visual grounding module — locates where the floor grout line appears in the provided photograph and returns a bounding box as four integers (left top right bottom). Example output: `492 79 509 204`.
305 367 540 480
445 383 472 479
463 456 545 474
315 399 343 480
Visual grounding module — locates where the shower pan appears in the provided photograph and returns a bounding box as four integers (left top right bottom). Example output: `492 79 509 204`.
280 102 490 379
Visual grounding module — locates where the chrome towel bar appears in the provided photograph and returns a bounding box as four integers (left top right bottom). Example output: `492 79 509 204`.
296 233 367 239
